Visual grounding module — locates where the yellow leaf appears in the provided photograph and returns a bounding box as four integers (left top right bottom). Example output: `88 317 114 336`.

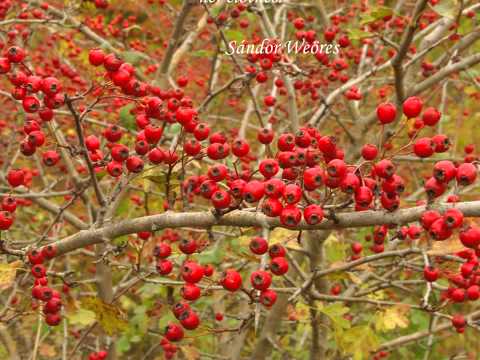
236 235 251 247
464 86 477 95
338 325 379 360
39 344 56 358
367 291 386 300
375 305 410 332
181 345 200 360
66 308 96 327
81 297 128 335
324 234 349 262
0 261 22 291
269 227 298 246
348 272 362 285
428 236 464 256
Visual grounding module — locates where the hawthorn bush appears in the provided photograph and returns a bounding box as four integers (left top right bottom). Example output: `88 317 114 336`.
0 0 479 359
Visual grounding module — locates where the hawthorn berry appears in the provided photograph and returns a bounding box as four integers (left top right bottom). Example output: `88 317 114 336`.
220 269 242 292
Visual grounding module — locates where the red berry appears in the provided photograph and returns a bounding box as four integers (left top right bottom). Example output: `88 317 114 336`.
451 314 466 328
7 169 24 188
467 285 480 301
270 257 289 275
181 283 201 301
422 107 441 126
269 244 286 258
181 261 204 283
413 137 435 158
443 208 463 229
361 143 378 160
243 180 265 203
456 163 477 186
351 242 363 254
165 323 184 342
259 159 279 179
41 244 57 259
423 266 439 282
220 269 242 292
88 48 105 66
172 302 190 319
459 226 480 249
420 210 441 230
303 204 324 225
2 196 17 213
402 96 423 118
429 218 452 240
0 211 14 230
432 134 450 153
156 259 173 275
249 237 268 255
257 128 274 144
280 205 301 227
6 46 26 63
126 156 144 173
179 309 200 330
250 270 272 290
178 238 197 254
260 289 277 307
433 160 456 183
45 313 61 326
374 159 395 179
376 102 397 124
211 190 231 209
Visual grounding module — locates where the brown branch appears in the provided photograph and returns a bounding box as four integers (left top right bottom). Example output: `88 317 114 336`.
378 310 480 351
49 200 480 257
65 95 106 208
155 0 195 84
391 0 429 104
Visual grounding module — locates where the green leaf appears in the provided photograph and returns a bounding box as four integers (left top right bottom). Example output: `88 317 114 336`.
112 235 129 247
320 303 351 330
338 325 380 360
0 261 21 291
374 305 410 332
360 6 393 24
119 104 135 130
66 308 96 327
158 312 176 329
116 335 131 353
224 29 244 43
347 29 372 41
196 243 225 265
209 5 222 18
122 51 144 65
191 50 214 58
167 123 182 135
324 234 348 263
81 297 128 336
433 0 459 19
458 17 474 36
142 169 180 193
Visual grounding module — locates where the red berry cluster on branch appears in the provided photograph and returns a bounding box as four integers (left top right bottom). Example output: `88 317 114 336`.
27 244 65 326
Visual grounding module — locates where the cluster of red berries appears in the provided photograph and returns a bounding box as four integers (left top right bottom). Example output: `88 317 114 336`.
0 172 18 230
248 239 289 306
87 48 197 177
1 168 39 231
27 244 64 326
0 44 67 169
451 313 467 334
0 169 39 231
0 0 12 20
0 45 64 114
88 350 108 360
151 231 290 348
